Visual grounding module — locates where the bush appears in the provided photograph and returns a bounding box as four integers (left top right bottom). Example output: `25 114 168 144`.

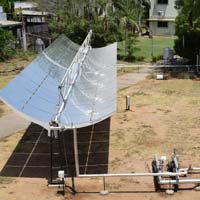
174 31 200 64
152 55 163 63
0 28 15 61
168 71 196 79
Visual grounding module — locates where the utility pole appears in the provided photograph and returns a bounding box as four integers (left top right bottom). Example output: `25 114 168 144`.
149 30 154 62
20 9 27 52
124 0 129 56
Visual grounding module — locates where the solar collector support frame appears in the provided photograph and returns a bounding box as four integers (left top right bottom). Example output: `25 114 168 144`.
48 30 94 189
48 129 76 194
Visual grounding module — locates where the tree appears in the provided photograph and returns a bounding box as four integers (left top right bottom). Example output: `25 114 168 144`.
174 0 200 63
48 0 125 47
0 0 15 16
0 28 15 61
37 0 148 58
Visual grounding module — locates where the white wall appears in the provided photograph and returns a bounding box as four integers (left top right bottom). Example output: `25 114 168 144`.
0 6 7 20
149 21 175 36
150 0 178 18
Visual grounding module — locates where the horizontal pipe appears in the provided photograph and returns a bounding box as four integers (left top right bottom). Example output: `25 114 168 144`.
116 64 196 68
159 179 200 185
190 167 200 171
78 172 187 178
179 168 188 171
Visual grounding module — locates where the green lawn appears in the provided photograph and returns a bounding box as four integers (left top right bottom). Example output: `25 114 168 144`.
118 36 176 63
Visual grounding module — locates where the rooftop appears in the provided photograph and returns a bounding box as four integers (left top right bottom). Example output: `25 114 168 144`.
16 10 49 16
15 1 38 9
0 20 21 27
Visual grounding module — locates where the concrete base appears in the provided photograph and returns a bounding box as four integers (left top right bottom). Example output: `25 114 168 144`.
100 190 109 195
166 189 174 195
194 186 200 191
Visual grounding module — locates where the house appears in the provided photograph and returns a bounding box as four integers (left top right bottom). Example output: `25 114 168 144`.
14 1 52 50
148 0 178 36
15 2 50 34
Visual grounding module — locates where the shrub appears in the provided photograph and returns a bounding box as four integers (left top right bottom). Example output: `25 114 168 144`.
152 55 163 63
0 28 15 61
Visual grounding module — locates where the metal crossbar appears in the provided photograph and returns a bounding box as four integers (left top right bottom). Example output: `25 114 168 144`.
54 30 93 123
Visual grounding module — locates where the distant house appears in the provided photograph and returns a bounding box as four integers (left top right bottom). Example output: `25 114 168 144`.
148 0 178 36
15 2 50 35
14 1 52 50
16 10 50 34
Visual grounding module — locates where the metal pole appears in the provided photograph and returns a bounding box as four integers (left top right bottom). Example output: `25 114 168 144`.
73 129 80 176
50 131 53 184
103 176 106 191
22 21 27 51
159 179 200 185
20 10 27 52
78 172 187 178
151 36 154 62
71 177 75 191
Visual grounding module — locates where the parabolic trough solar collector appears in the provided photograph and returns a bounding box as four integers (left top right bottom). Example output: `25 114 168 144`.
0 34 117 130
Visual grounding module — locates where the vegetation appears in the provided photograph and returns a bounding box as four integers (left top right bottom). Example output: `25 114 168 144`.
0 0 14 16
175 0 200 63
0 28 15 61
37 0 150 60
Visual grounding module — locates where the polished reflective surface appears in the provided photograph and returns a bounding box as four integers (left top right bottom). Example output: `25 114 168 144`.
0 35 117 129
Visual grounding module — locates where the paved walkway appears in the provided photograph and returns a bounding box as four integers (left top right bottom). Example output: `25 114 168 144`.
0 67 152 139
117 67 152 89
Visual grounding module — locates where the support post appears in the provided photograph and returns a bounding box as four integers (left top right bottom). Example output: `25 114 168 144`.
151 36 154 62
71 177 75 192
50 130 53 184
21 14 27 52
126 96 131 111
103 176 106 191
73 128 80 176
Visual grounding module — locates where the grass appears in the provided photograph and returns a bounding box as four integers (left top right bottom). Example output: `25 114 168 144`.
0 51 36 72
118 36 175 63
117 66 139 76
